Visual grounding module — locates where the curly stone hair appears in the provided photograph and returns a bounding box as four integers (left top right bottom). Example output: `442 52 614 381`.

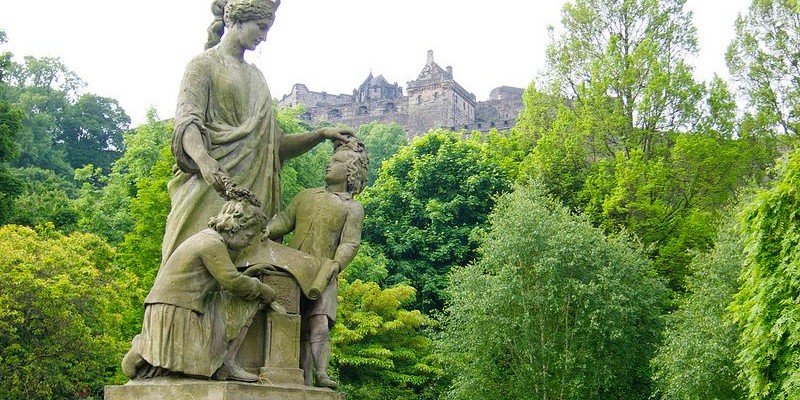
208 199 267 235
332 136 369 195
205 0 281 50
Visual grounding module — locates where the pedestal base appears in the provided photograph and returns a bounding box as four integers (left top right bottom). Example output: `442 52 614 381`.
104 377 344 400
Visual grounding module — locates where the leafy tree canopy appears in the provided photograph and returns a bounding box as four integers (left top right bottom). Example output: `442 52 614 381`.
651 209 748 400
441 183 668 400
727 0 800 140
732 149 800 399
357 121 408 185
334 277 442 400
359 130 515 312
0 224 139 398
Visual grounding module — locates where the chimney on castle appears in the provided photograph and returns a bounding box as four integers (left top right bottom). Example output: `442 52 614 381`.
446 65 453 78
427 49 434 64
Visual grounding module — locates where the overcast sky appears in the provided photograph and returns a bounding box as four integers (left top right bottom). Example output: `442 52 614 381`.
1 0 751 126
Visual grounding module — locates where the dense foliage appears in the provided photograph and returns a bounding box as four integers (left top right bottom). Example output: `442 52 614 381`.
651 214 747 399
333 277 442 400
441 183 667 399
360 130 515 312
727 0 800 140
517 0 775 290
731 151 800 399
0 225 138 398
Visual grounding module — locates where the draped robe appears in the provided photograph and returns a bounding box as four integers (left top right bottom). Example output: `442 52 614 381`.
162 48 283 266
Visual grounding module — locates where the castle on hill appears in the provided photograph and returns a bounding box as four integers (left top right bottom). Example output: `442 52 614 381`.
278 50 525 137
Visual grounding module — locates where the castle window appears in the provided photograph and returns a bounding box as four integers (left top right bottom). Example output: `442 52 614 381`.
490 122 496 127
383 102 396 113
434 92 439 99
357 105 369 115
328 109 342 119
417 95 422 104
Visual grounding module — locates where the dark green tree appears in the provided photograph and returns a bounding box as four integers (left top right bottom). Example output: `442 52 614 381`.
651 210 748 400
75 110 171 243
58 93 130 172
359 130 513 312
0 99 22 223
7 167 78 230
517 0 775 289
357 121 408 185
2 54 130 177
441 183 668 400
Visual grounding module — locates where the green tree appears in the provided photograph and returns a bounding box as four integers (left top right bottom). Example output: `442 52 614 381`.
731 150 800 399
7 167 78 230
1 54 130 177
0 99 22 223
0 224 139 398
334 277 442 400
3 56 81 177
651 211 747 400
519 0 775 289
58 93 130 172
115 143 174 292
359 130 513 312
727 0 800 140
0 30 12 84
357 121 408 185
441 183 668 400
75 110 172 243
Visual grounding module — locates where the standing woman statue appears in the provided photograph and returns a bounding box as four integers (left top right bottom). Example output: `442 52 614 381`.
163 0 350 264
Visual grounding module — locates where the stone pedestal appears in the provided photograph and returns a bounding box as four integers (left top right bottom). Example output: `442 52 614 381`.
104 377 344 400
237 271 305 385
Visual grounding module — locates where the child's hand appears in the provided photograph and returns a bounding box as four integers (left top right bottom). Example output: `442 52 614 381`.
260 284 276 304
243 263 275 277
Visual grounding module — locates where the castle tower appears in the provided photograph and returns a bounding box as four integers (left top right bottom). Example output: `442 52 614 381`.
406 50 476 137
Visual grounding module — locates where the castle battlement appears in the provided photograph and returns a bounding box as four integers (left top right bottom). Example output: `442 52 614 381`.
278 50 524 138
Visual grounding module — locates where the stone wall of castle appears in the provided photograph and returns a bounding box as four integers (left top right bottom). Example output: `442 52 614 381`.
278 51 525 138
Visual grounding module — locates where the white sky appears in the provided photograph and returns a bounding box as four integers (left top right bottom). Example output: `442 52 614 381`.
0 0 751 127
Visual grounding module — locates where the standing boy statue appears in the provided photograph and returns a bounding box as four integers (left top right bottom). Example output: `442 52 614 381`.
266 137 368 388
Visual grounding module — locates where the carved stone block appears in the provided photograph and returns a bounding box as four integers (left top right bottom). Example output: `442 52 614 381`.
262 271 300 314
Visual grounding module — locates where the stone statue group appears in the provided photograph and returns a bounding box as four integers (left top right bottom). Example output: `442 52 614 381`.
119 0 367 390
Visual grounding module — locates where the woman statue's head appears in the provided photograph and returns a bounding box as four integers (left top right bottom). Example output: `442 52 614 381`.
205 0 281 49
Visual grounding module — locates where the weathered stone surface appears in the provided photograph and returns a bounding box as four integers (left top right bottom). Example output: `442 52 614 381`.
278 50 524 137
236 278 303 386
104 378 344 400
262 272 301 314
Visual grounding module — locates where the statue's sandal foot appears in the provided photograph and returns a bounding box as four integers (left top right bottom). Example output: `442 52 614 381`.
315 373 338 389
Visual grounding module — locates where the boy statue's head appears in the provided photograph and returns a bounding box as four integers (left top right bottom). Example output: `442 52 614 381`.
328 136 369 195
208 198 268 250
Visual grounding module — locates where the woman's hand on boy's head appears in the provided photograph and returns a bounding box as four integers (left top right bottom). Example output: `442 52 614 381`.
317 127 352 142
